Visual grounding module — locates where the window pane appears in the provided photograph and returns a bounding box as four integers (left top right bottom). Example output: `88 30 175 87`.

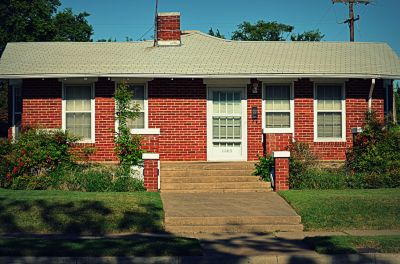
66 113 91 139
265 85 290 111
213 117 241 140
234 92 241 114
266 112 290 128
127 112 145 129
317 113 342 138
317 85 342 111
129 85 145 109
65 85 91 112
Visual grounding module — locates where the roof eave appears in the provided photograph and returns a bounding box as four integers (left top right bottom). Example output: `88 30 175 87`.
1 73 399 80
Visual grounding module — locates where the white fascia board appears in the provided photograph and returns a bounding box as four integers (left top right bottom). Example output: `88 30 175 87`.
2 73 400 79
272 151 291 158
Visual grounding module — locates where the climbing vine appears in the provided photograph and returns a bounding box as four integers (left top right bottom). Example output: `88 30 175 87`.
114 82 143 167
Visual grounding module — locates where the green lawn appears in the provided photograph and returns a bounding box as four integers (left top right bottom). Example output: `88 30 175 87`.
279 189 400 231
0 236 202 257
0 189 164 234
304 236 400 254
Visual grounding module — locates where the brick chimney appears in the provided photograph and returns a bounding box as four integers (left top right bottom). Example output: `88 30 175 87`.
156 12 181 46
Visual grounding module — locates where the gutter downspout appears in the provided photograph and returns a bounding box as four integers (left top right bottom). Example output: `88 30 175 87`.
368 78 376 112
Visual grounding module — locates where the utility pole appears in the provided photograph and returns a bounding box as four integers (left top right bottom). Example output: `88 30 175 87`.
153 0 159 47
332 0 370 42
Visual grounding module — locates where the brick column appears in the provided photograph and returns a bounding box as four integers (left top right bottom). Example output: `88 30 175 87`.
273 151 290 191
142 153 159 192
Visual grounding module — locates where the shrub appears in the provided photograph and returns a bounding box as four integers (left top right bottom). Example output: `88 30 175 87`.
1 128 78 185
253 155 273 181
112 176 146 192
346 112 400 186
288 141 318 189
47 164 146 192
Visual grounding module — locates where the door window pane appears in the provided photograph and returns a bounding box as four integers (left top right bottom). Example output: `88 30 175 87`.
212 117 241 140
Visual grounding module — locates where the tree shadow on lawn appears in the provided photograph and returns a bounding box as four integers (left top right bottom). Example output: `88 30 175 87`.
0 197 163 235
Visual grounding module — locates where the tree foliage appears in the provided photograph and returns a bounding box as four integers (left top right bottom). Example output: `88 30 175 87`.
208 27 225 39
232 21 294 41
231 20 324 42
290 29 325 41
0 0 93 53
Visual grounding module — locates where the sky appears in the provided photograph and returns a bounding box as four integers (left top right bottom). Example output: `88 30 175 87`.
60 0 400 56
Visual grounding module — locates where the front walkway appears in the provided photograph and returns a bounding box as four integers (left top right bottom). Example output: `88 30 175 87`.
161 192 303 233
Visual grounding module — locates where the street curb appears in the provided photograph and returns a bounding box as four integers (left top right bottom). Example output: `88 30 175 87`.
1 253 399 264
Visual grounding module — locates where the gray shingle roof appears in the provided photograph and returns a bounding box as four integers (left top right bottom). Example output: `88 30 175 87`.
0 31 399 79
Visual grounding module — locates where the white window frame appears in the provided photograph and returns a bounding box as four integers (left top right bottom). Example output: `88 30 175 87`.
313 83 346 142
262 82 294 134
62 83 96 143
114 82 151 134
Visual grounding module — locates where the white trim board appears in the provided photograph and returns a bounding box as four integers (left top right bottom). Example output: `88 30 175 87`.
3 73 399 79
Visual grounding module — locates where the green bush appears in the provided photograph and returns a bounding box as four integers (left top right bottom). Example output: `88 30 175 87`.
1 128 78 184
45 164 146 192
288 141 318 189
346 112 400 187
253 155 273 182
112 176 146 192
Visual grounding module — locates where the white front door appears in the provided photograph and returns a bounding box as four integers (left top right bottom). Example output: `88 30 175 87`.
207 88 247 161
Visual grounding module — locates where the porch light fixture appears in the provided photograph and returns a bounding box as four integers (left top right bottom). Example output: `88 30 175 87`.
252 82 259 94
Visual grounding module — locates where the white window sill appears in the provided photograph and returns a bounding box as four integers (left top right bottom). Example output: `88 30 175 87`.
76 139 95 144
263 128 293 134
314 138 346 143
130 128 160 135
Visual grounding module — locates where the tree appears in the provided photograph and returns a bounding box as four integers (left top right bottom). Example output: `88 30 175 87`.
290 30 324 41
208 27 225 39
0 0 93 54
97 38 117 42
231 21 294 41
53 8 92 41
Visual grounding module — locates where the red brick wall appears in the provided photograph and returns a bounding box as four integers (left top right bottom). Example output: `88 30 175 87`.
148 78 207 161
274 157 289 191
92 78 117 162
247 79 263 161
22 79 62 128
18 77 386 163
157 14 181 42
143 159 158 191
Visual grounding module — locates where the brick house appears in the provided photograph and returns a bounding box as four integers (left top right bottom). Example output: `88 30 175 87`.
1 12 399 191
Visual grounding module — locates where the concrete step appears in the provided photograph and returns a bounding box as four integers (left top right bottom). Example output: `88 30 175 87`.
161 176 262 183
162 169 255 177
162 182 271 190
165 216 301 226
165 224 304 234
161 162 255 171
161 188 272 193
